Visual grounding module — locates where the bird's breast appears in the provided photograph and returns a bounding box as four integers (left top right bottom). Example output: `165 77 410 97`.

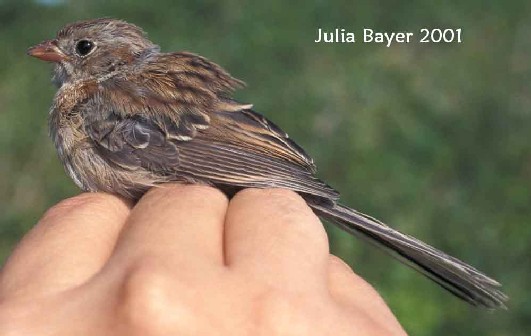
49 109 94 191
49 105 162 198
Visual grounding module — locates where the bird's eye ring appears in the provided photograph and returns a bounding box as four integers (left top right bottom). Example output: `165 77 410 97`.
75 40 95 57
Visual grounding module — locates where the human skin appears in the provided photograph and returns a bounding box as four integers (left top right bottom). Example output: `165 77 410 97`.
0 185 406 335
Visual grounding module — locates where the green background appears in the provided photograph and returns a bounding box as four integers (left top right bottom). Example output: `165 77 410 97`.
1 0 530 334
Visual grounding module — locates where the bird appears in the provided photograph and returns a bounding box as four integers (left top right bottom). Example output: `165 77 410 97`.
28 18 507 309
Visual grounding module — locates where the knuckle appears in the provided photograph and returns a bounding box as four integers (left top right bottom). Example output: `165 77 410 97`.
234 188 329 253
0 306 15 336
328 255 354 275
117 259 197 335
235 188 315 222
250 288 312 334
119 261 172 330
236 188 306 208
143 183 228 207
0 301 34 336
41 193 126 223
270 202 328 252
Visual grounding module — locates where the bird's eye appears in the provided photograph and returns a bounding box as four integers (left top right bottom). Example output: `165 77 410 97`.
75 40 95 56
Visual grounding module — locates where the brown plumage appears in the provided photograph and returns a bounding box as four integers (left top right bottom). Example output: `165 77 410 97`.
28 18 507 308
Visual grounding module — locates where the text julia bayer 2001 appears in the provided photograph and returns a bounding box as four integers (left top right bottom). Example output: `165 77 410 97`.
314 28 463 47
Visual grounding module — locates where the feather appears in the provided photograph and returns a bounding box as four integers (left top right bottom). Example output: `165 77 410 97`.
311 202 508 309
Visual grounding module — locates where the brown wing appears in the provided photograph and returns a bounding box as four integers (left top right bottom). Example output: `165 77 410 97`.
83 51 339 200
85 106 338 200
176 107 338 200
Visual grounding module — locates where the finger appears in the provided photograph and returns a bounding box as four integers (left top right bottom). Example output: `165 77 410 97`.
327 255 406 334
224 189 329 292
111 184 228 268
0 193 131 298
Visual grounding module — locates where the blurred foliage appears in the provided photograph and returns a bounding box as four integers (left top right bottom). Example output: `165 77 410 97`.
0 0 530 334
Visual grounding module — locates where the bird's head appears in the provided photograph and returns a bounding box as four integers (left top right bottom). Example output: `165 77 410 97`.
27 18 159 86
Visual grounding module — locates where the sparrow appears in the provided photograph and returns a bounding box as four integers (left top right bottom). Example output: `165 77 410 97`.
28 18 507 308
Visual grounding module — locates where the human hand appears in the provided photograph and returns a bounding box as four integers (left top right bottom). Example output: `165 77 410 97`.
0 185 406 335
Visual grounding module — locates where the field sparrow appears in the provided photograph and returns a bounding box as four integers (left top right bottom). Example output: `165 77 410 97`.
28 18 506 308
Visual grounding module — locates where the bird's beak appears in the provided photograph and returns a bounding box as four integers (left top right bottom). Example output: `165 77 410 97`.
27 39 68 62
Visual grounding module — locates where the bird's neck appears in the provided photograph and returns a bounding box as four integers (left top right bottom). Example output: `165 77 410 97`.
51 78 99 119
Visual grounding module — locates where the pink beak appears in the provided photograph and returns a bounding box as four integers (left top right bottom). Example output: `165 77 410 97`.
27 39 68 62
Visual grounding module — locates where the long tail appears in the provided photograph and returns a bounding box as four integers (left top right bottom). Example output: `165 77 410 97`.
310 202 508 309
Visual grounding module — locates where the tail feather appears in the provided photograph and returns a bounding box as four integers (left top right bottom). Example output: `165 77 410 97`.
310 202 508 309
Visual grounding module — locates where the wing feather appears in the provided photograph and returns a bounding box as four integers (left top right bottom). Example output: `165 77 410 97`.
81 51 338 200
